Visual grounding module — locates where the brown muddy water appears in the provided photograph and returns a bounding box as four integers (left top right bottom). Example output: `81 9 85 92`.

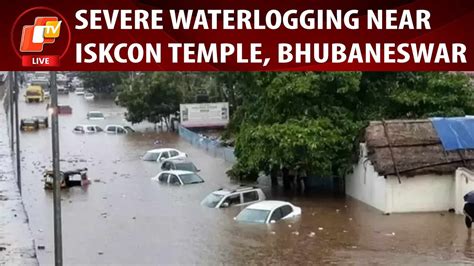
11 91 474 265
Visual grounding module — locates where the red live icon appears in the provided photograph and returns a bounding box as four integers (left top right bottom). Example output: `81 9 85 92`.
22 55 59 67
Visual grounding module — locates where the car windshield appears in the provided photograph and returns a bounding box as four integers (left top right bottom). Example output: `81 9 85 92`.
235 209 271 224
201 193 225 208
26 91 41 96
179 173 204 184
89 112 104 118
124 126 135 132
142 152 159 161
175 162 197 172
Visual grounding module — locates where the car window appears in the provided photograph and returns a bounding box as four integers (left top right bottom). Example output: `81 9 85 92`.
95 126 103 132
243 191 259 203
270 207 283 222
201 193 225 208
143 152 159 161
117 127 126 134
235 209 271 224
74 126 83 132
160 151 170 160
169 175 181 185
170 150 179 157
280 205 293 218
89 112 104 118
107 126 116 132
158 173 169 182
86 126 95 131
175 162 197 172
179 173 203 184
223 194 241 206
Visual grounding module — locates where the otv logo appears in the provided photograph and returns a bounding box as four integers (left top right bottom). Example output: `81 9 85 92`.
11 7 71 67
20 16 62 53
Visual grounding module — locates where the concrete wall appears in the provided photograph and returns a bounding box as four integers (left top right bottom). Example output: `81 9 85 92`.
345 144 387 213
385 174 454 213
455 168 474 214
346 143 457 214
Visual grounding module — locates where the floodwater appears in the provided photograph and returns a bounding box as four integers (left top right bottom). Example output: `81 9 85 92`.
14 91 474 265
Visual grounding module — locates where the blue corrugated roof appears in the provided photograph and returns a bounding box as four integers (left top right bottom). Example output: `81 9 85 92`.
430 117 474 151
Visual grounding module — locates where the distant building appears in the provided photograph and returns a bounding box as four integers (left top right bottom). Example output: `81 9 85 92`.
346 119 474 214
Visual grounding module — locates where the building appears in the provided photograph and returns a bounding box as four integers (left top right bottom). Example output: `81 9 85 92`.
346 119 474 214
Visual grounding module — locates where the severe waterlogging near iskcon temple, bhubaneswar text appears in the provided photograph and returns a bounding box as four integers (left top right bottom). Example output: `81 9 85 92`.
73 9 467 64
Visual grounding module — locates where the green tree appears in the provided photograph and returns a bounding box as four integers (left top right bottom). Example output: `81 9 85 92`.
78 72 127 94
117 72 182 128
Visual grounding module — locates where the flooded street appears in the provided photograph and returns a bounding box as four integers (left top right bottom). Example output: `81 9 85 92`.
15 93 474 265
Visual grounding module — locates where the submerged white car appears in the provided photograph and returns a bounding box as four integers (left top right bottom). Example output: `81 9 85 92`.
75 87 85 95
142 148 187 162
234 201 302 224
105 125 135 134
201 186 266 208
87 111 105 120
84 92 95 101
151 170 204 185
73 125 103 134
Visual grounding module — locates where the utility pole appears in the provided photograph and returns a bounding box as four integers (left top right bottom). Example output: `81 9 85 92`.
50 71 63 266
9 72 14 151
13 72 21 194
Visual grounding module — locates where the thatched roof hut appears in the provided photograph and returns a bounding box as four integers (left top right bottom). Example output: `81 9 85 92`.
365 120 474 177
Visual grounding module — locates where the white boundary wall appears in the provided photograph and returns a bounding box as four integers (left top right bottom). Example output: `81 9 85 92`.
385 174 454 213
345 144 387 213
346 143 460 214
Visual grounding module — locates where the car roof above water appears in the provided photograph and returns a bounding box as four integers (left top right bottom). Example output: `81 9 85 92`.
147 148 177 153
160 170 195 176
212 186 261 196
246 200 291 211
162 158 192 163
77 124 100 127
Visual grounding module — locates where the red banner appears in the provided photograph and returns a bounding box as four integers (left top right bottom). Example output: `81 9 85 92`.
1 0 474 71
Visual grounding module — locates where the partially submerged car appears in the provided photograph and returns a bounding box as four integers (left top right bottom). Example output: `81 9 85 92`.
44 168 90 189
160 159 199 172
58 85 69 95
234 201 302 224
142 148 187 162
73 125 103 134
32 116 48 128
75 87 85 95
87 111 105 120
84 92 95 100
20 118 39 131
151 170 204 185
105 125 135 134
202 186 266 208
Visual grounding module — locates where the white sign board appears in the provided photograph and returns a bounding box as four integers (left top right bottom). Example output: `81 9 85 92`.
180 102 229 128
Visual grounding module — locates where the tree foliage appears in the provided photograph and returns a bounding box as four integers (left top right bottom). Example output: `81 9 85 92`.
230 72 474 180
78 72 127 94
117 72 183 125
